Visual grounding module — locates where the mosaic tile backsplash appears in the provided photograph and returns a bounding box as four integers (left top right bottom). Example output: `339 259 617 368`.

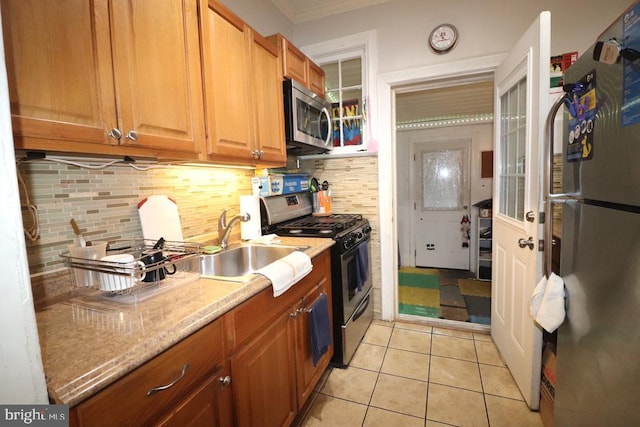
299 155 381 315
18 160 253 274
18 154 381 317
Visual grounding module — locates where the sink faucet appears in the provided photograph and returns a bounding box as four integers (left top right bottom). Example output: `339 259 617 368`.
218 209 251 249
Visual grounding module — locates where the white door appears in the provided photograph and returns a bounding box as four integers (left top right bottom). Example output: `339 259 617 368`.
412 139 470 269
491 12 549 409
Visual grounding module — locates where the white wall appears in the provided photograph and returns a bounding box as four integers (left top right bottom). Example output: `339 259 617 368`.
294 0 634 72
396 124 493 271
0 13 48 403
219 0 294 38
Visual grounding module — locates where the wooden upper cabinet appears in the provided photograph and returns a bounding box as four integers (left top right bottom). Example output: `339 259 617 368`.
1 0 117 149
1 0 204 157
110 0 205 154
200 0 254 160
200 0 285 166
308 61 326 98
267 33 326 97
279 37 308 85
251 32 286 164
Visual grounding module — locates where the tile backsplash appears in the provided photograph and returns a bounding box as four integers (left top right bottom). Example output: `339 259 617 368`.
299 155 381 316
18 160 253 274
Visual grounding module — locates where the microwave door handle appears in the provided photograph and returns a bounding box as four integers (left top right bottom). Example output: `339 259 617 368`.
320 107 331 147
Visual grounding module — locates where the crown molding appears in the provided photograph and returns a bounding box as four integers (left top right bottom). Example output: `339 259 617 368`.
272 0 391 24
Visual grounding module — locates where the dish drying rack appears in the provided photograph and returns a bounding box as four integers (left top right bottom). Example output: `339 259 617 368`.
61 239 201 303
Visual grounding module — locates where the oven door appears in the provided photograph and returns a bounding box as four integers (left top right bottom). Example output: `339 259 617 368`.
340 239 372 323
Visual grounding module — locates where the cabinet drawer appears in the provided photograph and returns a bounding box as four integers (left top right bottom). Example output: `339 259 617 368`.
74 320 223 427
224 250 331 352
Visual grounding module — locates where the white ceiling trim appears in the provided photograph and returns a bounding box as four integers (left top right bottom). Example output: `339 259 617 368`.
270 0 296 22
272 0 392 23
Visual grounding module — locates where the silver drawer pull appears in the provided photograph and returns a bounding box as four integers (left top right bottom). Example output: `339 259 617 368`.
147 363 189 397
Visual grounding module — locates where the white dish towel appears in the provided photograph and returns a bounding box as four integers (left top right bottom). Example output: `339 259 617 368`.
256 251 312 297
530 272 566 333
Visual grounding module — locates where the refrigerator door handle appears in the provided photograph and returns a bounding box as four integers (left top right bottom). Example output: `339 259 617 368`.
543 83 586 277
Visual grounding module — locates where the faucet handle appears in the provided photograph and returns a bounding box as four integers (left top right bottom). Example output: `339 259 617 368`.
219 208 229 228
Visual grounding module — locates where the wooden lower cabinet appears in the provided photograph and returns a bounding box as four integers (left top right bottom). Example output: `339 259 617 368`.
71 319 229 427
69 250 331 427
294 275 333 409
158 367 231 427
230 309 298 427
225 249 333 427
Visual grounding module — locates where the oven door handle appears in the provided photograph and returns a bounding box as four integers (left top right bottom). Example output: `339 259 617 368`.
352 293 371 322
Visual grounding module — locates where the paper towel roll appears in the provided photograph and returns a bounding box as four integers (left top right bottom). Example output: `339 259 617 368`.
240 195 261 240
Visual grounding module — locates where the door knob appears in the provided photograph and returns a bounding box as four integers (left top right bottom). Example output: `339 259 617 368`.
518 237 535 250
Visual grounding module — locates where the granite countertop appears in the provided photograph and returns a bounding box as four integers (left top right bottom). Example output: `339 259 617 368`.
36 237 334 407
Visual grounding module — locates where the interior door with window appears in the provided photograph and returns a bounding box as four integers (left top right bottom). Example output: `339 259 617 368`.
412 140 470 269
492 12 549 410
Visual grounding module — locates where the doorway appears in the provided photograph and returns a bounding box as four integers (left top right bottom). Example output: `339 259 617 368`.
394 76 494 327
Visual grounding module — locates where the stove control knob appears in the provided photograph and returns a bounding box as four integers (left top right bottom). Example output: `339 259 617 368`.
344 234 356 249
356 232 363 239
363 225 372 235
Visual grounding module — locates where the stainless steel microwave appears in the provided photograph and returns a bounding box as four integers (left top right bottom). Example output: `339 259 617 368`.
283 79 332 155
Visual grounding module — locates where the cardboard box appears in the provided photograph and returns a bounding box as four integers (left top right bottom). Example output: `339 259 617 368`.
282 174 309 194
251 174 309 197
540 344 557 427
251 175 283 197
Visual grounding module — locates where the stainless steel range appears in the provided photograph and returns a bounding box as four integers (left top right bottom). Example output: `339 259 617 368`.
260 192 373 367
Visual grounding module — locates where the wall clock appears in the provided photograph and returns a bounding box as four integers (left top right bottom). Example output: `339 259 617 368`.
429 23 458 54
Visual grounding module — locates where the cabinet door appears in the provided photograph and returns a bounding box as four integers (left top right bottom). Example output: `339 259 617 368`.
294 262 333 409
1 0 117 148
230 309 297 427
200 0 254 161
159 367 232 427
308 61 326 98
251 33 286 165
74 321 223 427
111 0 204 153
281 39 307 85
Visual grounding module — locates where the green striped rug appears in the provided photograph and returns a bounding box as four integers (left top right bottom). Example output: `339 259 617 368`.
398 267 440 318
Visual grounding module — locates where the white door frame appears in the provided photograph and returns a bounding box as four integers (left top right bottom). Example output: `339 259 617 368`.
377 54 506 320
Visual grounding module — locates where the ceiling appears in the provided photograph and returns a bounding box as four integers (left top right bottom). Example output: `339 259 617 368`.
272 0 495 128
395 80 494 128
270 0 391 23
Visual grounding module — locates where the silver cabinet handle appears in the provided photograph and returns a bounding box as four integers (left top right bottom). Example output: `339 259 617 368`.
146 363 189 397
518 237 535 250
108 128 122 140
219 375 231 387
258 150 264 158
126 130 138 141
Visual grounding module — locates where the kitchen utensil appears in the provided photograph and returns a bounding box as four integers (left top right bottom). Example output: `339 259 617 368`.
141 250 177 283
97 254 146 292
70 218 86 247
152 237 166 250
138 195 184 242
310 177 320 193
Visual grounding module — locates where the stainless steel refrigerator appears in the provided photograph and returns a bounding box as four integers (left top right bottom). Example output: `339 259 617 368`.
545 3 640 425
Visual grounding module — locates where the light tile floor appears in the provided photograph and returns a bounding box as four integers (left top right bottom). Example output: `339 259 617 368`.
297 320 543 427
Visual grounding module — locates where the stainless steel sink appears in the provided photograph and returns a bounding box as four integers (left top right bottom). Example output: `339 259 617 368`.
199 243 307 281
